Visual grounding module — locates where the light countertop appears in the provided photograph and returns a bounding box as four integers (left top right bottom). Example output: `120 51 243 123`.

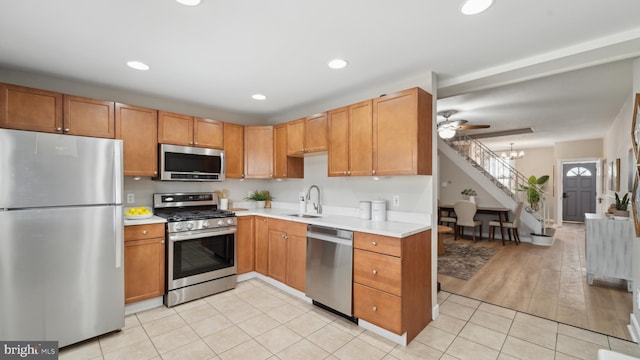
234 208 429 238
124 215 166 226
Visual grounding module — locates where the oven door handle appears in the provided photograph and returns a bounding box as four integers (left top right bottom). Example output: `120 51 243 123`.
169 228 237 242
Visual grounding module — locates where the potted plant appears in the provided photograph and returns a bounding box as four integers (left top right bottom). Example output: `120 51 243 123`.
461 188 477 203
614 192 630 217
245 190 273 208
518 175 549 211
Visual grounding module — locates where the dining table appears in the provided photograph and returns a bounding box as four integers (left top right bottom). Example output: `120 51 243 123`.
438 204 511 242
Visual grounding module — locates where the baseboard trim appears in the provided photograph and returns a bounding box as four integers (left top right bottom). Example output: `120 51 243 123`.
433 303 440 320
629 313 640 343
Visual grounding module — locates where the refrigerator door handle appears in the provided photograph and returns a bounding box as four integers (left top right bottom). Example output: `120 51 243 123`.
115 207 123 268
113 140 123 202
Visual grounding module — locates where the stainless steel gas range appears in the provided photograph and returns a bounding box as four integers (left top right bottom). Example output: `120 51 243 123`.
153 192 237 307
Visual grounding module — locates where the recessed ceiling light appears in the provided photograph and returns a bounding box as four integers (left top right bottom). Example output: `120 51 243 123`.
176 0 201 6
460 0 494 15
126 61 150 71
328 59 348 69
252 94 267 100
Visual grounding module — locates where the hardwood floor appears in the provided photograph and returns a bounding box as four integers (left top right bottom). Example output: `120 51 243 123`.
438 222 633 340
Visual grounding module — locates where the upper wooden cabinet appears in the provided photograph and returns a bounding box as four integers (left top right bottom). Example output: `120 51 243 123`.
223 122 245 179
0 84 115 138
64 95 115 138
0 83 63 133
328 100 373 177
158 111 223 149
244 125 273 179
115 103 158 177
274 123 303 179
372 87 432 176
286 113 327 156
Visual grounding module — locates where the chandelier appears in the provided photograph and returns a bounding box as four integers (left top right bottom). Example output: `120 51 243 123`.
501 143 525 160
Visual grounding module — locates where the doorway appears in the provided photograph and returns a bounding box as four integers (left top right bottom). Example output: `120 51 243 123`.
562 162 597 222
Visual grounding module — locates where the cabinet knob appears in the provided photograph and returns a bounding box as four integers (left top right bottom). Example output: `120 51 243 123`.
371 241 377 246
263 218 268 222
56 127 63 132
64 128 70 133
347 171 351 175
143 230 148 235
372 170 376 175
154 171 157 175
189 141 193 145
161 240 165 244
372 269 377 275
343 171 347 175
372 306 377 312
194 142 198 145
281 234 285 238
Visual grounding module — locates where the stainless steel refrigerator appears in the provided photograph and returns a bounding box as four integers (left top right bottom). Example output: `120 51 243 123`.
0 128 125 347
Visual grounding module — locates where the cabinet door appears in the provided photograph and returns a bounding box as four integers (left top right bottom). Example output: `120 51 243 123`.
194 117 223 149
286 232 306 292
268 228 287 283
349 100 373 176
64 95 115 138
274 123 303 179
124 237 165 303
254 216 269 275
372 88 431 175
115 103 158 177
244 126 273 179
286 119 305 156
158 111 194 146
0 83 63 133
236 216 255 274
328 106 350 176
223 122 244 179
353 283 402 334
305 112 327 153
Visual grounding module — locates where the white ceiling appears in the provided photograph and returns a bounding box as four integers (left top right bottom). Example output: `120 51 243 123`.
1 0 640 150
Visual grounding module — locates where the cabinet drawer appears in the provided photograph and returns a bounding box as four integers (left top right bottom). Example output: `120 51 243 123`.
125 223 165 241
354 249 401 296
353 283 402 335
354 232 401 256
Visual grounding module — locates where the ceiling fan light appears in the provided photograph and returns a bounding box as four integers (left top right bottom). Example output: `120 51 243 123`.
460 0 494 15
439 128 456 139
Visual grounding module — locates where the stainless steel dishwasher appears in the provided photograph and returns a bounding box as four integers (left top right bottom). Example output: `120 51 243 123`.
305 224 355 319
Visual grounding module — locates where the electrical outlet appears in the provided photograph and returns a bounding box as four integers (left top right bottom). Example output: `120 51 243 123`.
392 195 400 207
126 193 134 204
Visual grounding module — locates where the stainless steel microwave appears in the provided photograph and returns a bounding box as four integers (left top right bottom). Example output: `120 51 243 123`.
158 144 225 181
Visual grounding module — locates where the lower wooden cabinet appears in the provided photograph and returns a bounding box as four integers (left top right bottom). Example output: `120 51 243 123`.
254 216 270 275
124 223 165 304
353 230 431 343
236 216 255 274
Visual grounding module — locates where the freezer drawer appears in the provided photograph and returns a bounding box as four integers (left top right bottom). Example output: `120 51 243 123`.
0 205 124 347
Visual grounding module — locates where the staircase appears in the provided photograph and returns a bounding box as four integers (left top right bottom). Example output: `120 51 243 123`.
438 135 551 237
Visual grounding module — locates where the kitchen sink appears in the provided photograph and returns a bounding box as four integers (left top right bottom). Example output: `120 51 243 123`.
287 213 322 218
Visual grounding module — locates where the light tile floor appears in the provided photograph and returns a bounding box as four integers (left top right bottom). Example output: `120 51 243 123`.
59 278 640 360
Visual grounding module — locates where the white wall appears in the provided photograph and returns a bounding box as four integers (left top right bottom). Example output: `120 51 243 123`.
514 147 556 219
438 155 502 207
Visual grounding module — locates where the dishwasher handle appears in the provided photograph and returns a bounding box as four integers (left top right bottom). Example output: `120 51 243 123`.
307 232 353 247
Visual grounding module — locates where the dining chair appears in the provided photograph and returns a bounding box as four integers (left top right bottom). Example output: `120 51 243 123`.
453 200 483 241
489 201 524 245
438 200 456 227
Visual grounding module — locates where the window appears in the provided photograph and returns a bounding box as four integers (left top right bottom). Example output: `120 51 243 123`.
566 166 592 177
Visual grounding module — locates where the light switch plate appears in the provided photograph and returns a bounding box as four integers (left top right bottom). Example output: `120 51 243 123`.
392 195 400 207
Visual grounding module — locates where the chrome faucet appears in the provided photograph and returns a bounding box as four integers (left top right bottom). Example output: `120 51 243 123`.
306 185 322 214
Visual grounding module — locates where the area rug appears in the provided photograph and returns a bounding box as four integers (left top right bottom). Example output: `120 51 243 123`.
438 243 499 280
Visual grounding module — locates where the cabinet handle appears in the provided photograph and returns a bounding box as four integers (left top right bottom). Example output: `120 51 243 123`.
263 218 268 222
281 234 285 238
347 171 351 175
194 142 198 145
161 240 165 244
64 128 70 133
56 127 63 132
343 171 347 175
372 170 376 175
189 141 193 145
372 306 377 312
371 241 377 246
142 230 148 235
372 269 377 275
154 171 157 175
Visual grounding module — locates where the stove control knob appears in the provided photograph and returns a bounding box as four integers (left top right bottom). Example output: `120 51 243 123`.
174 223 184 231
202 221 210 228
226 218 234 225
186 222 195 230
217 219 225 226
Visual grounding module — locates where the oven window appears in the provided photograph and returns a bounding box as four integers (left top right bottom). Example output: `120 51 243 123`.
173 233 234 280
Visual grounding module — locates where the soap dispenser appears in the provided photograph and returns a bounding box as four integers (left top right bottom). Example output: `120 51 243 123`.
299 192 306 213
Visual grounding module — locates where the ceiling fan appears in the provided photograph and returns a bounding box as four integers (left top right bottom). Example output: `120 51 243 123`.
437 110 490 139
